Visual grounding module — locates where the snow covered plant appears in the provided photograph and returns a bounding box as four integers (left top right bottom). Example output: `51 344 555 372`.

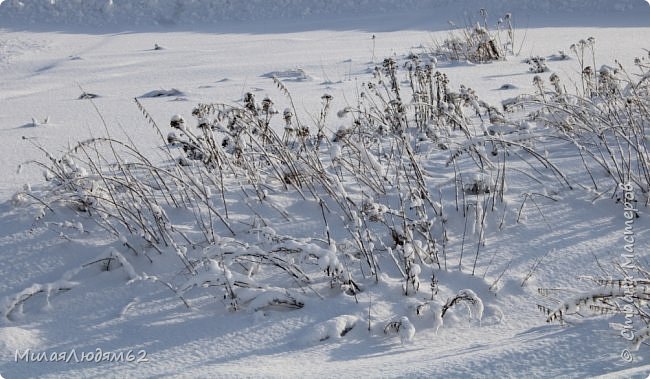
570 37 598 98
179 252 306 312
413 288 484 333
18 129 236 269
2 247 143 322
304 315 358 343
11 40 582 331
441 289 484 324
384 316 416 344
510 48 650 197
432 9 514 64
523 56 549 74
538 270 650 353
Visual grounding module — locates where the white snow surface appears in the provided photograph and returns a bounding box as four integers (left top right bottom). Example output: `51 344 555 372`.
1 1 650 378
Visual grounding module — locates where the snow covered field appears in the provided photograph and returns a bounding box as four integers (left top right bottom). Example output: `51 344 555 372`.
1 1 650 378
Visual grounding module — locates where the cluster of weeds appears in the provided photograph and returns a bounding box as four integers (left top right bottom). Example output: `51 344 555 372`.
524 56 549 74
521 42 650 356
433 9 515 64
512 41 650 200
10 42 577 325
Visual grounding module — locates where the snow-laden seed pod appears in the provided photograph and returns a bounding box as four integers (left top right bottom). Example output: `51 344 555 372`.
170 114 185 129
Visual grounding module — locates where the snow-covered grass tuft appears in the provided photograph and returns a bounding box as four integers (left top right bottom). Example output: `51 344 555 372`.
14 44 574 317
384 315 416 344
303 315 358 344
540 269 650 354
509 39 650 199
441 288 484 324
432 9 515 64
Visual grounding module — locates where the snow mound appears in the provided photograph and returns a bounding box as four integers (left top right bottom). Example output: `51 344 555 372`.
0 0 646 27
262 68 314 82
302 315 358 344
0 327 42 356
139 88 186 98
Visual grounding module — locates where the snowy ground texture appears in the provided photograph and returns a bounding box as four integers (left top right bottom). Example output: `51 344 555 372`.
1 1 650 378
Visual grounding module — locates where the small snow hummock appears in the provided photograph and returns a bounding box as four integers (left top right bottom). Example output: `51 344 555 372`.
384 316 416 344
398 316 416 344
302 315 358 344
441 288 484 324
140 89 186 98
